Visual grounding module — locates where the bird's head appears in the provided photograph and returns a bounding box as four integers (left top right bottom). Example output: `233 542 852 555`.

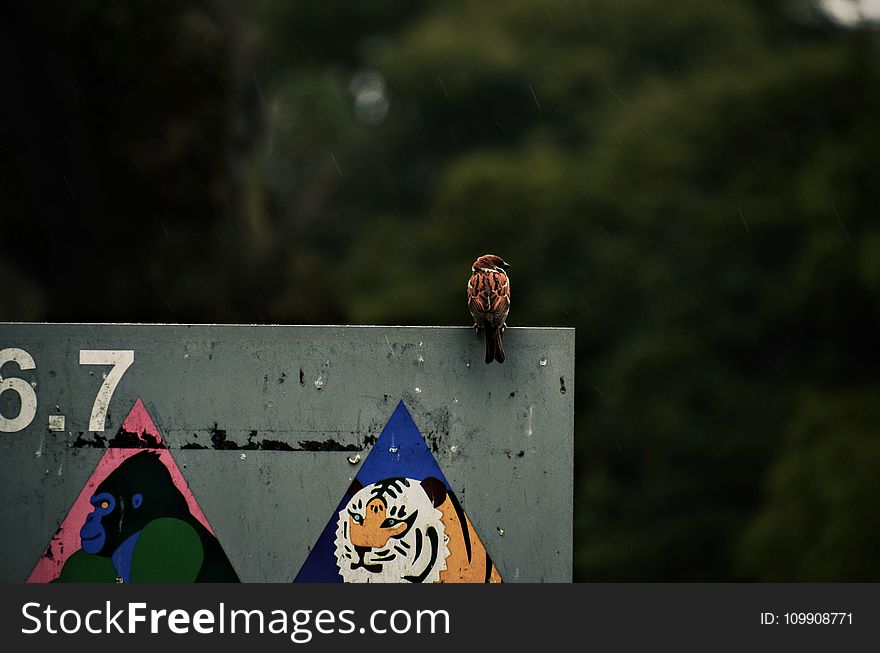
472 254 510 273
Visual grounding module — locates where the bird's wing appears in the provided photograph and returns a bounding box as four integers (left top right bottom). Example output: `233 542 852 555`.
488 272 510 326
467 273 484 322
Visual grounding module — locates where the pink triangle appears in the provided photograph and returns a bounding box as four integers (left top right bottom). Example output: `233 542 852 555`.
27 398 216 583
116 397 165 447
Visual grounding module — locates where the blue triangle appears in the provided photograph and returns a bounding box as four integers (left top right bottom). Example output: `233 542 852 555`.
294 401 453 582
355 400 451 489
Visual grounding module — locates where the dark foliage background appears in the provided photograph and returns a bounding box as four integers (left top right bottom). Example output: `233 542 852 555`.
2 1 878 580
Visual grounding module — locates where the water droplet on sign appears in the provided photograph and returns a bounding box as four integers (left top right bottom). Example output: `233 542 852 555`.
539 358 548 367
347 454 361 464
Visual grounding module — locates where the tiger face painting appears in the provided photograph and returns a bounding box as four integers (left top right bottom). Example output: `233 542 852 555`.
334 477 502 583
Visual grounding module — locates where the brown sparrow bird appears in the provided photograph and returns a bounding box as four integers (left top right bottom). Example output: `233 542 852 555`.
467 254 511 364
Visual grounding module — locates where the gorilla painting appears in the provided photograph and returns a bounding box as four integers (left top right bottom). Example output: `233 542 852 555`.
55 451 238 582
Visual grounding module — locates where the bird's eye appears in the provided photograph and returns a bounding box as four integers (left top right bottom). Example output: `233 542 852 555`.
100 501 110 510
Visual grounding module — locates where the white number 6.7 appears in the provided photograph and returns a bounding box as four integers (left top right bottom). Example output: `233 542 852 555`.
79 350 134 432
0 348 38 433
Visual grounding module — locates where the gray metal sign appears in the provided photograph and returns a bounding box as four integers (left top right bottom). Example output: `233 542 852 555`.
0 324 574 582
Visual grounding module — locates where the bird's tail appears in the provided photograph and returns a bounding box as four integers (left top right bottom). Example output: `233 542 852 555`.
485 327 506 364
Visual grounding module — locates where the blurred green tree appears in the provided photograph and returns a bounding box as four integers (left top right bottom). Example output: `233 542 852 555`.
2 0 877 579
248 0 879 579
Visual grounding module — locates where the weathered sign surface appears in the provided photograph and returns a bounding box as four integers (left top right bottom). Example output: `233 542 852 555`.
0 324 574 582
